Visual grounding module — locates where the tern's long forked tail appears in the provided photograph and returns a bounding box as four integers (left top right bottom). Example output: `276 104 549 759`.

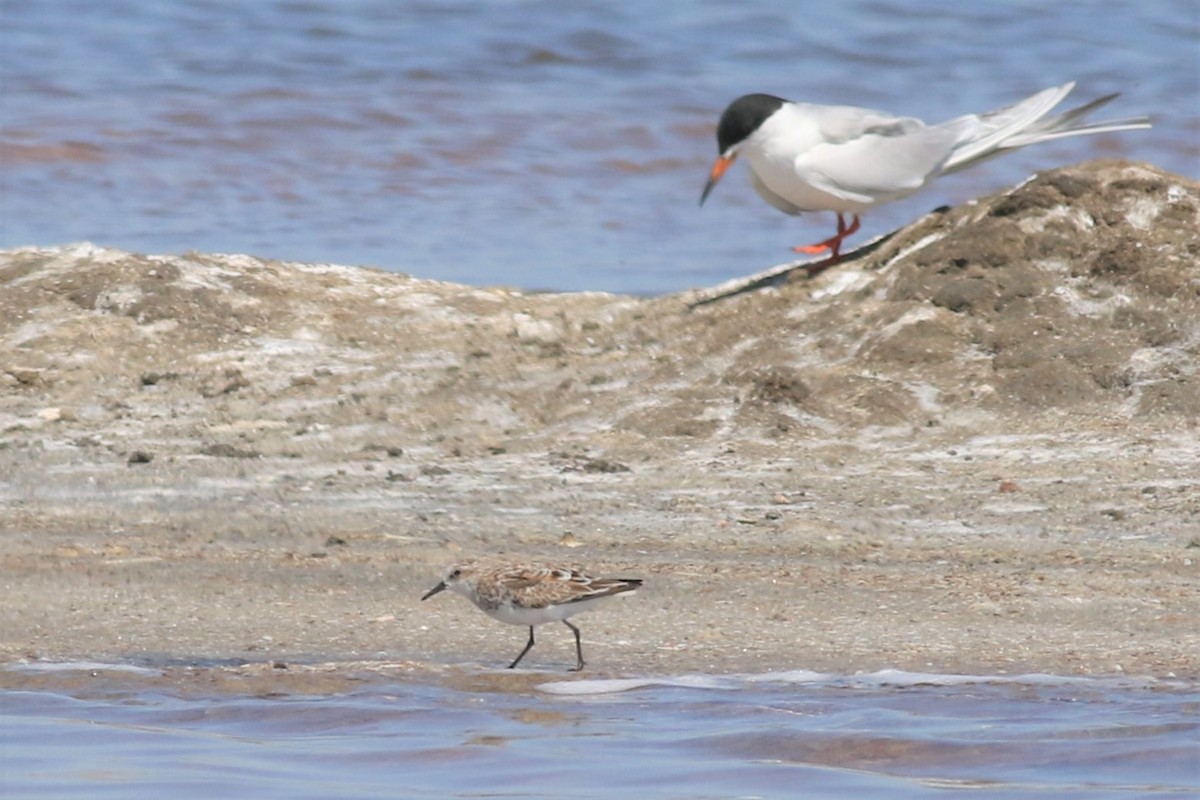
941 82 1152 176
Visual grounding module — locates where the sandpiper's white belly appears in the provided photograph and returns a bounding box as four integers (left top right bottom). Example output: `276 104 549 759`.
484 596 610 627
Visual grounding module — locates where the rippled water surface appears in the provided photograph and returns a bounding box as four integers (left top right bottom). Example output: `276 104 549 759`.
3 670 1198 798
3 1 1196 293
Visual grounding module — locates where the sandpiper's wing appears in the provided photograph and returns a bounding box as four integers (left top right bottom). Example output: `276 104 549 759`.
497 566 641 606
496 566 551 591
558 572 643 604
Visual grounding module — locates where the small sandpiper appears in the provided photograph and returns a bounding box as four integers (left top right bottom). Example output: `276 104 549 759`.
421 561 643 671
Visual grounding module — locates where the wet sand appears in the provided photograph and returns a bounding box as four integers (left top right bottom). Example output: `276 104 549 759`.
2 160 1198 694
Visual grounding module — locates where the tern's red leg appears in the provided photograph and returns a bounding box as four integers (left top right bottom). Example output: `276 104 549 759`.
792 213 861 260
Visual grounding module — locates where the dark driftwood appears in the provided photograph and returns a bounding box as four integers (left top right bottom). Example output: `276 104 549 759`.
684 228 900 310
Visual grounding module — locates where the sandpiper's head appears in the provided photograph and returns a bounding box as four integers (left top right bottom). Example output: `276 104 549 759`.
420 562 474 601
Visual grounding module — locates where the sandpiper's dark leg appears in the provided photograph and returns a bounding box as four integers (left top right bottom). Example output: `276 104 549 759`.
508 626 536 669
564 620 585 671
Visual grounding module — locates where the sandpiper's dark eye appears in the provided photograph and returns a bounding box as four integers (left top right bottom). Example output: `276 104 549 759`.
449 568 461 579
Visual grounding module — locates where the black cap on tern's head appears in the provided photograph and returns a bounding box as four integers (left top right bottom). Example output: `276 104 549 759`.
700 93 787 206
715 93 787 154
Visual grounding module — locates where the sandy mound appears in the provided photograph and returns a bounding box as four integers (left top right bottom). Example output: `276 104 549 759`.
3 160 1196 455
2 159 1198 680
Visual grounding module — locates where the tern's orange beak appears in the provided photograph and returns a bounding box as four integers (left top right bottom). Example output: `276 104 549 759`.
699 154 734 206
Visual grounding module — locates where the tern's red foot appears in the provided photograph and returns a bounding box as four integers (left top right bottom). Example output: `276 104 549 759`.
793 241 837 255
792 213 861 261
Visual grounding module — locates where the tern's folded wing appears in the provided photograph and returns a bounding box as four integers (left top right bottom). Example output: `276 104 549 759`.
796 119 959 205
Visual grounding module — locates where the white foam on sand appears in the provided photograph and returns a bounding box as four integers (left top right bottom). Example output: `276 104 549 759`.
6 660 163 676
537 668 1168 696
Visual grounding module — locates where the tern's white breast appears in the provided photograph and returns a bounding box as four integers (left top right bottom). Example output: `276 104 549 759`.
743 104 855 214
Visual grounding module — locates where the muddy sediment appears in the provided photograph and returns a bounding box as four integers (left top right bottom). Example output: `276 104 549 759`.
2 159 1198 692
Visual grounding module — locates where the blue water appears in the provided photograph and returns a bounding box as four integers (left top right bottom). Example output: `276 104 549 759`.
2 670 1198 799
1 1 1197 294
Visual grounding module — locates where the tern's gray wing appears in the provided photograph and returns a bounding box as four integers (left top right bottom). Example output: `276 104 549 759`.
795 107 960 205
939 82 1151 174
937 83 1074 174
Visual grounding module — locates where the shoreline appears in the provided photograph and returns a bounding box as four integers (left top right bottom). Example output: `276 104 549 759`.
4 656 1196 702
2 160 1198 694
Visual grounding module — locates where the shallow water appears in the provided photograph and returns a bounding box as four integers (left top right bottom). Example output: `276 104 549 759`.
3 668 1197 798
2 1 1196 294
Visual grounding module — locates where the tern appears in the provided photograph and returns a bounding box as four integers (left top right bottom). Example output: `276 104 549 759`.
699 82 1150 273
